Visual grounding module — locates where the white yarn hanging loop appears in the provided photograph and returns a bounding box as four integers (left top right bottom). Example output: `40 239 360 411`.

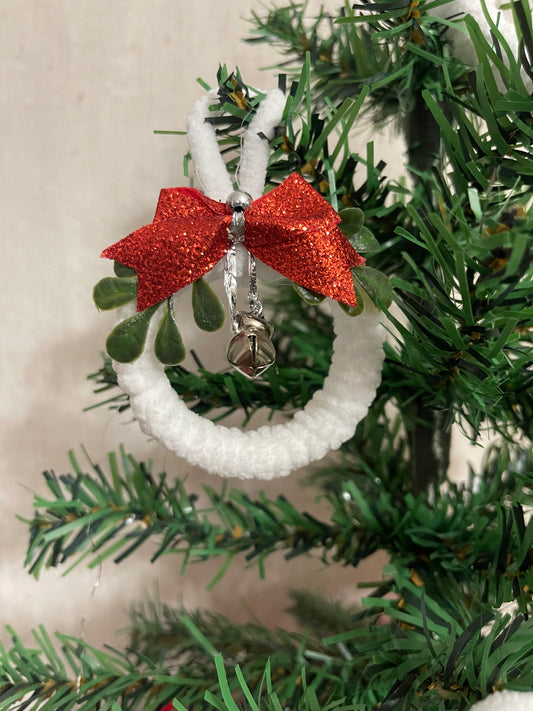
186 91 233 201
112 89 386 479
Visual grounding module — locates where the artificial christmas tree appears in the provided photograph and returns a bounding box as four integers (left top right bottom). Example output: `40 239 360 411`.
1 1 533 709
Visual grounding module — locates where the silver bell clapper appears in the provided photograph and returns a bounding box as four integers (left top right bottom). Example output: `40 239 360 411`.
224 190 276 379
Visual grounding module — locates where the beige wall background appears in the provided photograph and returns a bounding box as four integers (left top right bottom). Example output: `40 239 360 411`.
1 1 483 650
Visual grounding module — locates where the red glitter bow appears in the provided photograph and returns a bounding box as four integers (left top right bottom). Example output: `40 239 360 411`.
102 173 364 311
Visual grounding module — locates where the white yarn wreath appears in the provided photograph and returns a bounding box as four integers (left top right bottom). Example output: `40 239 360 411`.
112 89 386 479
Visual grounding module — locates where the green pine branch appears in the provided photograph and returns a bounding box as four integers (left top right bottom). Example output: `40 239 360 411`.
128 598 310 664
125 588 533 708
0 625 177 711
22 447 346 582
386 185 533 440
3 578 533 710
21 446 533 613
247 0 469 123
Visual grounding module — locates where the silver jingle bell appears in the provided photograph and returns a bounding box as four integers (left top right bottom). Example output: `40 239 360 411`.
226 313 276 379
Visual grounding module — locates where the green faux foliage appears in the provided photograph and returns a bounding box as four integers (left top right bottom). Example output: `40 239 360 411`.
105 304 159 363
154 299 186 366
292 282 326 305
113 260 137 278
192 277 226 332
352 264 393 309
93 276 138 310
338 207 365 239
6 1 533 710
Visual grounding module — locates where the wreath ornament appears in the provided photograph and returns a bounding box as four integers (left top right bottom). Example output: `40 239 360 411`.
94 88 387 479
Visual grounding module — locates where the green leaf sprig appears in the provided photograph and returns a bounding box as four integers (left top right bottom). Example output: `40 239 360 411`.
94 265 225 364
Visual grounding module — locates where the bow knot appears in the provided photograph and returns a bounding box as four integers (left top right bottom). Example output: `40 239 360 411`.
102 173 364 311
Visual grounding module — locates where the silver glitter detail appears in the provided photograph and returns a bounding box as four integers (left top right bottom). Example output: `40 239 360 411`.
248 253 263 318
225 198 248 332
224 242 240 332
225 190 268 340
228 209 245 243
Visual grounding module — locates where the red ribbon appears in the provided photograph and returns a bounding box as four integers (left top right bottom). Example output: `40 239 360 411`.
102 173 364 311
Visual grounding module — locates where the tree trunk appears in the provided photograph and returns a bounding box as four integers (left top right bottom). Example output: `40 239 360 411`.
407 401 452 495
404 94 452 493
